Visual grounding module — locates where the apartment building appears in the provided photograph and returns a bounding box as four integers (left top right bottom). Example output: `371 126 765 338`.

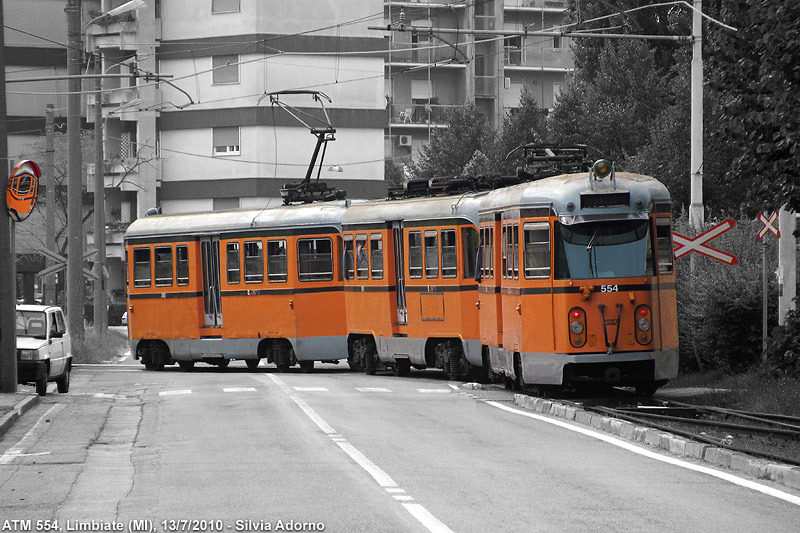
384 0 572 164
5 0 571 304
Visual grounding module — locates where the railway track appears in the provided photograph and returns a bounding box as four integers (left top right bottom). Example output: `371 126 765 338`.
535 391 800 467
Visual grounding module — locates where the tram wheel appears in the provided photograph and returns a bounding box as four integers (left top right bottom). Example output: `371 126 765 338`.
216 359 230 369
246 359 260 370
299 360 315 373
364 339 377 376
275 342 292 373
393 358 410 377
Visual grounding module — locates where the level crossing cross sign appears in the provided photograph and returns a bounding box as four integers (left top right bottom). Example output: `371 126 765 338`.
673 218 738 265
756 211 781 242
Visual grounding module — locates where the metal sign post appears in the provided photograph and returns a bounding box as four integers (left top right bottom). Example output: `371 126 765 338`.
757 211 780 360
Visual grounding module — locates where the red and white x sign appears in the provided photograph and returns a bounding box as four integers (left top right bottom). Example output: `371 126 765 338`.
756 211 781 242
673 219 738 265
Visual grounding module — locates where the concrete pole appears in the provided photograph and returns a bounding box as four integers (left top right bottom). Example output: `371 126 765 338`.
66 0 84 349
778 208 796 325
0 0 19 393
688 0 702 283
93 62 106 333
688 0 704 232
45 105 56 305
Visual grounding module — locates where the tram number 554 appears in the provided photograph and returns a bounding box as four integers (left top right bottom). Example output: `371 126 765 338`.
600 285 618 292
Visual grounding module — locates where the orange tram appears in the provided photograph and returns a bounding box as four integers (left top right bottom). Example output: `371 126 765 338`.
125 156 678 394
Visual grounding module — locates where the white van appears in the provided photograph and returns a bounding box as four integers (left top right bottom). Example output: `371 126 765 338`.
16 304 72 396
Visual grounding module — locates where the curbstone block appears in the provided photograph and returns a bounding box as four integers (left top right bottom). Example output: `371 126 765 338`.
730 454 769 479
619 420 635 439
669 437 687 456
644 428 662 446
705 447 734 468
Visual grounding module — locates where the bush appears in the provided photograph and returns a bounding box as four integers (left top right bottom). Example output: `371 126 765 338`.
763 306 800 378
674 214 778 373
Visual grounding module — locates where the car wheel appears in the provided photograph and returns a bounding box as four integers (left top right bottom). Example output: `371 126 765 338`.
246 359 260 370
36 373 48 396
56 368 70 393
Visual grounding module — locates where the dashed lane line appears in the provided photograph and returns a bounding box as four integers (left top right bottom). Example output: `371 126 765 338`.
258 374 455 533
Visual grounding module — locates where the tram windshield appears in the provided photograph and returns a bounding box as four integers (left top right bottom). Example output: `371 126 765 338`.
555 220 653 279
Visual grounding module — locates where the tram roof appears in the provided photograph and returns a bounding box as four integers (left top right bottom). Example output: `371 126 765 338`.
479 171 671 220
341 193 484 227
125 201 349 240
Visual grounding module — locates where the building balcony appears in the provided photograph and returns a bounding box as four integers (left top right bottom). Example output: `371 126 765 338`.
386 1 466 8
504 0 566 10
475 76 497 98
388 41 468 66
389 103 460 127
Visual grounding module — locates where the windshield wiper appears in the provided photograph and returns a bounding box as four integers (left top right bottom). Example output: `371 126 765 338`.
586 229 599 275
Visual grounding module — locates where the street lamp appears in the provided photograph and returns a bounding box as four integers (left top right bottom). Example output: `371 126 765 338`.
85 0 146 334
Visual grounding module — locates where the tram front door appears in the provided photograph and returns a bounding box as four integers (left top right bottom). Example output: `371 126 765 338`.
200 237 223 328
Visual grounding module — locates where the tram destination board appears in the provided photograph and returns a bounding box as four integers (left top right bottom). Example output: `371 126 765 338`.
580 191 630 209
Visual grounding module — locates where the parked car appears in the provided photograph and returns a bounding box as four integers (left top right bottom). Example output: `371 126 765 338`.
121 311 127 326
16 304 72 396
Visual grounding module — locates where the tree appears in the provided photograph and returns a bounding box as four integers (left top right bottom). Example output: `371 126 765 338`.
496 85 548 174
705 0 800 215
415 103 494 179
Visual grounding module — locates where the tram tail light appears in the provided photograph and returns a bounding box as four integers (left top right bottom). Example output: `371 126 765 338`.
569 307 587 348
635 305 652 345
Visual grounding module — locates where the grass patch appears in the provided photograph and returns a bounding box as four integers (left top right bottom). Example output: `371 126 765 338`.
665 371 800 417
75 328 130 364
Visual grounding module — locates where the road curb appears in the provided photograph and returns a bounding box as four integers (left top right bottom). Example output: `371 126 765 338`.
0 394 40 439
512 393 800 493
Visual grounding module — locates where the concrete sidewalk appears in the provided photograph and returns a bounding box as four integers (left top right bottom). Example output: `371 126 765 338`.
0 392 40 440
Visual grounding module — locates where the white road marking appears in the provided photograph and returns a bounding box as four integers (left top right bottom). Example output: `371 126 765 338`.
223 387 257 393
401 504 454 533
486 401 800 507
293 387 329 392
159 390 192 396
394 495 415 501
93 393 127 400
418 389 451 394
0 405 62 465
261 374 454 533
448 384 460 390
356 387 393 393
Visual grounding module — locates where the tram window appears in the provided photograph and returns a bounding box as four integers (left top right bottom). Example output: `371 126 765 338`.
513 224 519 279
656 218 674 274
356 234 369 280
523 222 551 279
133 247 151 288
408 231 423 279
441 229 457 278
555 220 650 279
298 238 333 282
503 225 513 279
370 234 384 279
267 240 287 283
227 242 240 284
154 246 173 287
462 227 479 280
425 230 439 278
176 245 190 286
343 235 355 280
482 227 494 279
244 241 264 283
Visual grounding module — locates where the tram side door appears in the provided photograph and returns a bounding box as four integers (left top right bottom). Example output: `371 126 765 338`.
200 236 223 328
391 221 407 325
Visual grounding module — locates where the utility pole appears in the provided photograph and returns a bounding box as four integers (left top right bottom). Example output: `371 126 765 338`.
66 0 84 349
689 0 704 232
93 64 106 333
45 104 56 305
0 0 18 393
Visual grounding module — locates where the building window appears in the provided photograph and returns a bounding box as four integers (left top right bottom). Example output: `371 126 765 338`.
154 246 173 287
553 35 563 50
212 54 239 84
370 234 383 280
212 0 240 13
226 242 240 284
298 238 333 282
244 241 264 283
267 240 287 283
408 231 422 279
504 36 522 66
133 247 151 288
553 82 563 105
523 222 551 279
213 127 240 156
176 245 189 286
441 229 457 278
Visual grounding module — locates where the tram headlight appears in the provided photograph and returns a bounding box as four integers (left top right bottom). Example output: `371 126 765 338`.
635 305 652 345
568 307 587 348
592 159 612 180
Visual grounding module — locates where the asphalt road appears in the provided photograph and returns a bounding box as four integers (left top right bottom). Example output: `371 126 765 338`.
1 357 799 532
